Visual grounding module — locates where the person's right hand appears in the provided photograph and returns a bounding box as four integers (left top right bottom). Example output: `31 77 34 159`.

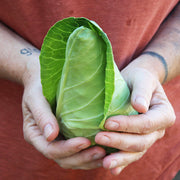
22 58 106 170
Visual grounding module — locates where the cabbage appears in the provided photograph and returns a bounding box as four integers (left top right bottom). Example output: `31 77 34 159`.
40 17 137 145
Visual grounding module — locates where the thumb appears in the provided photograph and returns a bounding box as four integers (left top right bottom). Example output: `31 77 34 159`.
27 89 59 142
130 70 156 113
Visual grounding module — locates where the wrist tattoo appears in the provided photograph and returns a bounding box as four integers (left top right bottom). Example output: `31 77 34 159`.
20 47 40 56
142 51 168 84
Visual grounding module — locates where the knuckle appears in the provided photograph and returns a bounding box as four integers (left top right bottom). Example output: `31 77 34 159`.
159 130 165 139
23 124 33 144
163 104 176 128
81 167 91 170
169 112 176 127
33 109 45 127
125 116 131 132
142 116 153 133
44 154 51 159
137 151 145 160
23 124 28 140
137 142 147 152
116 138 121 148
131 151 145 163
165 102 176 127
45 142 75 160
67 147 77 155
60 164 72 169
81 165 98 170
23 131 31 144
62 143 77 156
23 115 39 144
80 152 92 162
132 139 147 152
44 145 56 159
58 161 80 170
74 166 91 170
128 144 145 152
44 151 54 159
121 156 129 164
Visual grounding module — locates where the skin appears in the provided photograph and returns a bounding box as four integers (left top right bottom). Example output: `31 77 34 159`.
0 3 180 176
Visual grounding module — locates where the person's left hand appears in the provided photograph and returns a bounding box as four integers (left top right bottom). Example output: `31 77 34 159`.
95 56 176 175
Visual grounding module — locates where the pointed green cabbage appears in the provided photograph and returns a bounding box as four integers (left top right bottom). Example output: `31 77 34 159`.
40 17 138 146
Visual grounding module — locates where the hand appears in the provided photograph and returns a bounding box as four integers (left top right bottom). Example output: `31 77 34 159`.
22 59 106 170
95 58 176 175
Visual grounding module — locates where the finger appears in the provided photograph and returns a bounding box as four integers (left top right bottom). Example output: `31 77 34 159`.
72 159 103 170
110 166 126 176
23 113 91 158
59 159 103 170
130 68 156 113
56 146 106 169
30 133 91 159
102 151 146 169
95 130 165 152
24 87 59 141
105 88 175 134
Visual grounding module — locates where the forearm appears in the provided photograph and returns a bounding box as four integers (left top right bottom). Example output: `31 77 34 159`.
0 23 40 85
128 3 180 84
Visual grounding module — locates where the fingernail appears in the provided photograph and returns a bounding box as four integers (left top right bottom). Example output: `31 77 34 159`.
135 97 147 109
93 153 104 160
106 121 119 130
110 160 117 169
44 124 53 139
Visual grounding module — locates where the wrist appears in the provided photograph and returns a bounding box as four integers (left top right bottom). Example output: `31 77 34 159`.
141 51 168 84
124 53 166 84
22 54 40 87
0 24 41 85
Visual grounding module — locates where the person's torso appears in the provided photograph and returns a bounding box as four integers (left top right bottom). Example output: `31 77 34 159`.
0 0 178 69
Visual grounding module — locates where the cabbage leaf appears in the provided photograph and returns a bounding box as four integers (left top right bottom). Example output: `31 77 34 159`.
40 17 137 145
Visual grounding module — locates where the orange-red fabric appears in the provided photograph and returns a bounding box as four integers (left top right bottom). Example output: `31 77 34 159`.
0 0 180 179
0 0 179 69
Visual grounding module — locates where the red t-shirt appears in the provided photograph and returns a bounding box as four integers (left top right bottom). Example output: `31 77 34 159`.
0 0 180 179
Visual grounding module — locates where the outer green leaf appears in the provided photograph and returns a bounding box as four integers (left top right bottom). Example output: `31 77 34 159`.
40 17 138 146
40 17 79 110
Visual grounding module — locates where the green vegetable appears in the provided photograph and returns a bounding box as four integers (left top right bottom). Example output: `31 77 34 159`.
40 17 138 147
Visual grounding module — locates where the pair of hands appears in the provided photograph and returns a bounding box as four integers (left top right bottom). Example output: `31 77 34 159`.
22 55 175 176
